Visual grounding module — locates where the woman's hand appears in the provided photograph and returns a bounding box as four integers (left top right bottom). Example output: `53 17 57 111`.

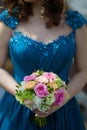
24 99 59 117
34 105 59 118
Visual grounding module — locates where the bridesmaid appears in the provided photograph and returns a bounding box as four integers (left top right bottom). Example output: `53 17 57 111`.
0 0 87 130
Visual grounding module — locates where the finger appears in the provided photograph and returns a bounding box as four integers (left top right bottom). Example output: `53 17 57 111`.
35 113 48 118
36 110 53 117
35 110 46 116
24 99 33 105
35 110 49 117
35 105 58 117
45 105 58 114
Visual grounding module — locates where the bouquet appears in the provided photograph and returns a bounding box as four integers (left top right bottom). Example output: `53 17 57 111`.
16 70 70 127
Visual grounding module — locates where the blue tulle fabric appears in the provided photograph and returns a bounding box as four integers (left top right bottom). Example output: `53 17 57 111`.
0 10 87 130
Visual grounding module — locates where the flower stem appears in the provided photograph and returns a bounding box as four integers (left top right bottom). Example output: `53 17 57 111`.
34 116 46 127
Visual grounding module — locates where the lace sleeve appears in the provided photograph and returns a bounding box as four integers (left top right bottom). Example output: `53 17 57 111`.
66 10 87 31
0 10 19 30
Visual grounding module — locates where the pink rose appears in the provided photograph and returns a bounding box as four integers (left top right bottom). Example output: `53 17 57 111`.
43 72 56 82
34 83 49 98
23 74 36 82
54 88 65 105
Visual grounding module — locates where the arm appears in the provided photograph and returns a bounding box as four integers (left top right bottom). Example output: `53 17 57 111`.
0 22 18 96
69 55 87 94
68 25 87 98
36 25 87 117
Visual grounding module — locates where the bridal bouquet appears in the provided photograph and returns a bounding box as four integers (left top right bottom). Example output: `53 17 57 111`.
15 70 70 127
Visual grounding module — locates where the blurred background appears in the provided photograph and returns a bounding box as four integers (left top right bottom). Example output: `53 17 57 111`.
0 0 87 129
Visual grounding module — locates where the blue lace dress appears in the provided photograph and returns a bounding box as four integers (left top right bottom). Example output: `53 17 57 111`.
0 10 87 130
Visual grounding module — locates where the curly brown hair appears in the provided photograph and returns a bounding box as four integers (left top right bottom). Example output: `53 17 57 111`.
3 0 65 28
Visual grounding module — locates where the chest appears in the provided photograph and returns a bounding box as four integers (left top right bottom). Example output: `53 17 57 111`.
15 18 72 44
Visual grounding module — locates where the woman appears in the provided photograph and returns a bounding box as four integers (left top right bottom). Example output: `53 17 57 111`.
0 0 87 129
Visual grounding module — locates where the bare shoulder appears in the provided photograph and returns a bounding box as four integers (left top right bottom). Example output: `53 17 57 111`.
76 24 87 45
75 24 87 72
0 22 13 39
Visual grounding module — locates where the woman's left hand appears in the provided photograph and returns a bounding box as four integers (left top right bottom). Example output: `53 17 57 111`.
34 105 59 118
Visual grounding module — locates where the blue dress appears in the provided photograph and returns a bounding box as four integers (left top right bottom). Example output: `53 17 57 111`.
0 10 87 130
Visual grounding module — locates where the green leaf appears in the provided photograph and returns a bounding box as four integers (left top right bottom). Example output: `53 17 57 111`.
56 77 64 88
38 69 44 75
16 85 20 88
47 85 53 92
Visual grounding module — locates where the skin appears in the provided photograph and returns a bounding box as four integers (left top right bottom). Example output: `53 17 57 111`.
0 0 87 118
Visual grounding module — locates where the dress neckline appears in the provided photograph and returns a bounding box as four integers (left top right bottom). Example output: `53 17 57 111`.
13 30 75 47
12 10 75 47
